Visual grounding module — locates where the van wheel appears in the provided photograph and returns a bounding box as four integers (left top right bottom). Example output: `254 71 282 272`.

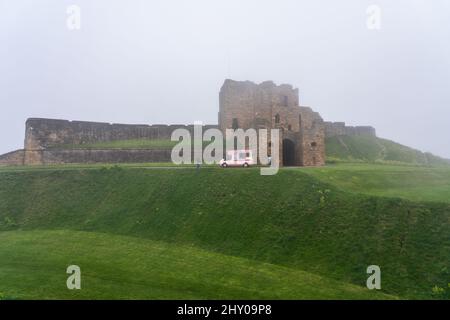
243 163 249 168
221 163 228 168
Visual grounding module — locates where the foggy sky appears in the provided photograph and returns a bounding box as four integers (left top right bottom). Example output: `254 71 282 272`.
1 0 449 158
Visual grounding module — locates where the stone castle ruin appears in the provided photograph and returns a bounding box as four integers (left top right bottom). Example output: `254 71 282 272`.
219 80 326 166
0 79 376 166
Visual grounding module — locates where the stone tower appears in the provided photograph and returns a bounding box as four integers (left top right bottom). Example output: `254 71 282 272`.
218 79 325 166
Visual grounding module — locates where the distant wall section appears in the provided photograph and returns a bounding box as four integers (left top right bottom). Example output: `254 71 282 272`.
324 122 376 138
0 150 25 166
25 118 217 150
21 118 217 165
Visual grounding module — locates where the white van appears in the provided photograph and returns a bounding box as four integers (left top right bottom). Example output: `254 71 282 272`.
219 150 254 168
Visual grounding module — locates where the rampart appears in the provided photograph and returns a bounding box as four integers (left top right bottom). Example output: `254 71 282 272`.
324 122 376 138
19 118 218 165
25 118 218 150
0 150 25 166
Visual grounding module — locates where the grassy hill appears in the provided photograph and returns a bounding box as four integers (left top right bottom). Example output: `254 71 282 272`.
0 166 449 299
303 163 450 203
326 135 450 166
0 230 392 300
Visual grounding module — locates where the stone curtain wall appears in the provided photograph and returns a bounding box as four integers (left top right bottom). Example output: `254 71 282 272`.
0 150 25 166
19 118 218 165
324 122 376 138
25 118 218 150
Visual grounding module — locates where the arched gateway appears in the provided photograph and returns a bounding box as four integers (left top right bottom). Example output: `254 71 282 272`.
218 79 326 167
282 139 296 166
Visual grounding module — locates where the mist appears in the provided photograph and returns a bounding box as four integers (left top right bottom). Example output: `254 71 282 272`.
1 0 449 157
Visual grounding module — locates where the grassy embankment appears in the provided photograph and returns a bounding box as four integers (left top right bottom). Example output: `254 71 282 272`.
0 165 449 299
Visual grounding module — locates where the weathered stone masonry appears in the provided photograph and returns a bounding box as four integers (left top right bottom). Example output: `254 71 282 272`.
0 149 25 166
0 79 376 166
324 121 376 138
219 80 326 166
218 80 375 166
19 119 217 165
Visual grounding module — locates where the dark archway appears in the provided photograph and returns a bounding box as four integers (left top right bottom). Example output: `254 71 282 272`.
282 139 296 166
275 113 280 124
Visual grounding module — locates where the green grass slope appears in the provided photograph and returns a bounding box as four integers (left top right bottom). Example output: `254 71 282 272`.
0 230 393 300
326 135 450 166
302 164 450 203
0 167 449 299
